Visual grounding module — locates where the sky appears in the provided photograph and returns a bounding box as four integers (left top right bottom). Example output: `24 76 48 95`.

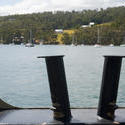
0 0 124 16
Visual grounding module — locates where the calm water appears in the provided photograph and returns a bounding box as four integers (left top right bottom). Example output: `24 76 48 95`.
0 44 125 108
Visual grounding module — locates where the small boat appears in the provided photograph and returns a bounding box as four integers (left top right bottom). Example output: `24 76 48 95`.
70 43 74 46
120 44 125 47
25 43 34 47
94 44 101 47
109 44 114 47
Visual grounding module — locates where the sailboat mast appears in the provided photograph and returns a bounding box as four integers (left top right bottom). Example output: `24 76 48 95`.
75 35 77 45
124 36 125 43
1 36 2 42
0 36 3 43
97 28 100 44
30 29 32 43
72 34 75 44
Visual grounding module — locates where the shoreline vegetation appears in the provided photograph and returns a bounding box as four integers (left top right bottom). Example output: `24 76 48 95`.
0 6 125 46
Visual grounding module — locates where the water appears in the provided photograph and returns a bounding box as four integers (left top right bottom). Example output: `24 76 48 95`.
0 44 125 108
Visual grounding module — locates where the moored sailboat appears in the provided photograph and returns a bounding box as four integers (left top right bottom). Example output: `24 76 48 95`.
94 28 101 47
25 30 34 47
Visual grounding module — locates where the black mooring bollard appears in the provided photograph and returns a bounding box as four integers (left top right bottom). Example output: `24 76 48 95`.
97 55 125 120
38 55 72 122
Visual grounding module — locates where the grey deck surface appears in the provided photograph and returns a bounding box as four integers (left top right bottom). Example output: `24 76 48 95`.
0 108 125 124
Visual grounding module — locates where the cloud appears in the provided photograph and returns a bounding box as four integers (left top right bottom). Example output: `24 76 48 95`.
0 0 124 16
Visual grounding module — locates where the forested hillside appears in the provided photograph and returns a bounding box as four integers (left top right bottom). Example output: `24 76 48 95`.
0 6 125 45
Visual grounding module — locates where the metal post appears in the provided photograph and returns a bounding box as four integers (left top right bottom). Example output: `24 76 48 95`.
38 55 72 122
97 56 124 120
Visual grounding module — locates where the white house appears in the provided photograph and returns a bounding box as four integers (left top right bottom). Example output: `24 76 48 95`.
55 29 63 33
89 22 95 26
81 22 95 28
81 25 89 28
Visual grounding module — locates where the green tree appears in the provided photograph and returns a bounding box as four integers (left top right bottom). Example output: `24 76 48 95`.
61 33 72 45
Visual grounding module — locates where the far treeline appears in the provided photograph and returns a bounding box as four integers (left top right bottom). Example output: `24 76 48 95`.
0 6 125 45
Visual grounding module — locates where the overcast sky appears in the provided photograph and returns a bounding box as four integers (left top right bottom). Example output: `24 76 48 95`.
0 0 124 16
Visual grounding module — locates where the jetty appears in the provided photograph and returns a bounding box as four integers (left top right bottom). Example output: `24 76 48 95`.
0 55 125 125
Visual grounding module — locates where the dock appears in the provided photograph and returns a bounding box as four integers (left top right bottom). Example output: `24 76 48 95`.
0 108 125 124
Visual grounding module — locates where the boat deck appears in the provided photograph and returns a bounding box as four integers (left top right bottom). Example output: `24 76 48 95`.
0 108 125 125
